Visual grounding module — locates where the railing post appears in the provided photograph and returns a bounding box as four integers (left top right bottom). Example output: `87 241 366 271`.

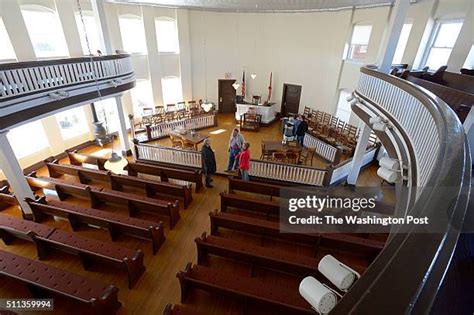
128 114 135 139
146 125 152 141
132 139 140 160
347 122 371 186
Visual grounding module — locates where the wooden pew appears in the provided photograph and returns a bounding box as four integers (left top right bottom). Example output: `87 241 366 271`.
177 263 313 315
26 175 180 229
128 162 203 193
26 197 165 255
0 185 18 210
46 160 192 209
67 150 107 170
162 304 205 315
0 250 122 314
195 232 369 277
0 215 146 289
67 151 204 192
220 192 280 216
209 211 384 258
228 177 282 199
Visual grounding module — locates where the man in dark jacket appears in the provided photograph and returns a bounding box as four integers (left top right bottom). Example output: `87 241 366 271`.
296 115 309 145
201 138 216 188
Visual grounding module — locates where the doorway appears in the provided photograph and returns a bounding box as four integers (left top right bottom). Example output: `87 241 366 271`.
218 79 236 113
281 83 302 116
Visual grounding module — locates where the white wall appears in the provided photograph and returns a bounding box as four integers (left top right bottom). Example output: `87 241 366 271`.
188 10 352 114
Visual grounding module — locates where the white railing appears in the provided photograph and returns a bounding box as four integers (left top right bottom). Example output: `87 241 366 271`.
135 143 201 168
303 132 339 163
329 147 377 185
357 72 440 187
148 114 216 140
249 159 327 186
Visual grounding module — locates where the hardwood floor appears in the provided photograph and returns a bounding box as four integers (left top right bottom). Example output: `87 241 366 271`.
0 113 385 314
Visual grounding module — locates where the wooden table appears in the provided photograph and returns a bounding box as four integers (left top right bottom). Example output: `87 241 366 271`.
170 130 208 150
262 141 302 153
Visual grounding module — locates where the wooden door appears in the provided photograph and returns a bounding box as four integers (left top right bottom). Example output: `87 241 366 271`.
281 83 302 116
218 79 236 113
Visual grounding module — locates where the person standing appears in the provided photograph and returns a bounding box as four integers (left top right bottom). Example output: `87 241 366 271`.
226 128 245 172
236 142 251 181
296 115 308 145
201 138 216 188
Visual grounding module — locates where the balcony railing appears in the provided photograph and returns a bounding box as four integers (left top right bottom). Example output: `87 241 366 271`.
0 54 135 130
332 67 471 314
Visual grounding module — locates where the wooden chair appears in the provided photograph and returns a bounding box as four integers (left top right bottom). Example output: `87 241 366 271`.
299 147 316 165
166 104 176 113
182 139 196 151
177 102 186 110
187 100 197 110
272 152 287 163
170 134 183 148
252 95 261 104
285 150 300 164
260 143 272 160
155 105 165 114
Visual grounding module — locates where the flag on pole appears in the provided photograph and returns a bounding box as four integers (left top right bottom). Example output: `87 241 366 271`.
267 72 273 102
241 70 246 98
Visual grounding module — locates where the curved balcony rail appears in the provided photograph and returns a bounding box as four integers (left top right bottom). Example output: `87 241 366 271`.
0 54 135 130
332 67 471 314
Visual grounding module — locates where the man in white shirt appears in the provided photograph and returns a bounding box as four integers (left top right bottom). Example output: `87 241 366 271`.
226 128 245 172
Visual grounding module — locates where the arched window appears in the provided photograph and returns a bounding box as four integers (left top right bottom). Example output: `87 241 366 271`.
130 79 154 116
347 24 372 61
161 76 183 106
75 11 103 55
0 17 16 61
21 5 69 58
119 15 147 54
155 17 179 53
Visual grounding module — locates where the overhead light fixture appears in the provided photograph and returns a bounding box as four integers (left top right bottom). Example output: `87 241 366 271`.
104 152 128 174
232 82 240 90
250 73 257 79
299 276 340 314
318 255 360 292
201 100 214 113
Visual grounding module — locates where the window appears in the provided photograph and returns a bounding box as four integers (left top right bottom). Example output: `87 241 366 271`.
347 24 372 61
94 99 119 133
161 76 183 106
335 90 352 123
75 12 103 55
462 44 474 69
55 107 89 140
119 16 147 54
0 18 16 61
21 6 69 58
7 121 49 159
155 18 179 53
130 80 154 116
424 20 463 70
392 23 413 64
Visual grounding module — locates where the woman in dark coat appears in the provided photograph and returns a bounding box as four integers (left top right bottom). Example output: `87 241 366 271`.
201 138 217 188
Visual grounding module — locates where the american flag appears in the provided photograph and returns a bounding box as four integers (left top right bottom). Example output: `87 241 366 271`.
241 70 246 98
267 72 272 102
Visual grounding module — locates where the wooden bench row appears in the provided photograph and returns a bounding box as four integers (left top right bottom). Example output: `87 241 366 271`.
177 262 313 314
45 159 192 209
0 249 122 314
0 214 146 289
26 197 165 255
0 185 17 211
26 174 181 229
209 210 384 258
220 192 280 216
67 150 203 192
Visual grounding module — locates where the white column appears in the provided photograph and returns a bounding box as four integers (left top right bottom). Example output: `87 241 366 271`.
0 132 35 215
347 122 372 185
377 0 410 73
115 96 131 155
463 107 474 166
56 0 83 57
92 0 113 55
